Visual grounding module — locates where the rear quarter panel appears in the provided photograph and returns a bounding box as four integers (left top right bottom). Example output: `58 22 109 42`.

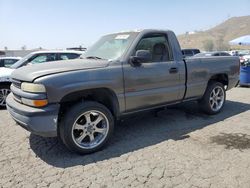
185 56 239 99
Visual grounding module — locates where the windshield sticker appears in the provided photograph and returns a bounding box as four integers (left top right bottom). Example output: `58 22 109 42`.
115 35 130 40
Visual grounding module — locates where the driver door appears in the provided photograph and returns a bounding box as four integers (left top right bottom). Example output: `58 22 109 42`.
123 33 181 111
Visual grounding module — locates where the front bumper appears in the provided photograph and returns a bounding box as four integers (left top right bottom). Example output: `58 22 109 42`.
6 93 59 137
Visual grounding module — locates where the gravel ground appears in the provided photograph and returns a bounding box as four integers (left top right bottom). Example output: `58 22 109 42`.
0 87 250 188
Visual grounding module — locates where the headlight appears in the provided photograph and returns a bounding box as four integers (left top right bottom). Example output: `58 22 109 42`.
21 83 46 93
21 98 48 107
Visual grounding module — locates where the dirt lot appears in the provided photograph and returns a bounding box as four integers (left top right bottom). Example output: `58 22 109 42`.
0 87 250 188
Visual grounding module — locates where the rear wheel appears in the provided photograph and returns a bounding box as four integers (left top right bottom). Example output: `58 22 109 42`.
59 101 114 154
199 81 226 115
0 85 11 108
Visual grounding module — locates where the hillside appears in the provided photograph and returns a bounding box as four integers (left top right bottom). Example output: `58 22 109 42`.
178 15 250 50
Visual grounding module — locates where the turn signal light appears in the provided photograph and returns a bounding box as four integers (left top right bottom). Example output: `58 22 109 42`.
21 98 48 107
33 99 48 107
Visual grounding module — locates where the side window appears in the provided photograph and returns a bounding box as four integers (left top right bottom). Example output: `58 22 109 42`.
0 60 3 67
4 59 18 67
135 34 172 62
30 53 57 64
185 50 193 56
213 53 220 56
193 49 200 54
58 53 80 60
220 53 230 56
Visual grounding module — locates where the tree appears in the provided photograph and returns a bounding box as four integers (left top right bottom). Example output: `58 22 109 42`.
4 46 8 50
21 45 27 50
215 37 230 51
203 40 214 51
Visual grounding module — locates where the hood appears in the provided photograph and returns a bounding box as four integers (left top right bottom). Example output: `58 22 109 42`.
11 59 109 82
0 67 14 78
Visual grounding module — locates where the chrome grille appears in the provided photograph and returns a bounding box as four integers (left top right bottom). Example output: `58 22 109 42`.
11 79 22 89
11 79 22 103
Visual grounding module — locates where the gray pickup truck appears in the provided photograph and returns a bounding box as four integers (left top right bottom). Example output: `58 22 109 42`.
6 29 239 154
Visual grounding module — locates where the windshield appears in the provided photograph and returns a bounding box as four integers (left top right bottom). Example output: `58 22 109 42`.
10 53 34 69
83 32 138 60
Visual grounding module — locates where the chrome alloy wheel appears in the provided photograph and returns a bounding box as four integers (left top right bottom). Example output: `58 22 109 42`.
71 110 109 149
0 88 11 107
209 86 225 112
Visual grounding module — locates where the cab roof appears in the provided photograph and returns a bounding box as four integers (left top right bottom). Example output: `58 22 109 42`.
29 50 84 55
109 29 173 35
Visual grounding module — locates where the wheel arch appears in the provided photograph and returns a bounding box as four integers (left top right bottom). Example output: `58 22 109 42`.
208 74 228 87
59 87 120 118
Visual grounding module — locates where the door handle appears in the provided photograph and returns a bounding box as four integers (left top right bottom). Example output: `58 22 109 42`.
169 67 178 74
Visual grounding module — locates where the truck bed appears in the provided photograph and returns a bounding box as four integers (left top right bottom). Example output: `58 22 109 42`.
184 56 239 99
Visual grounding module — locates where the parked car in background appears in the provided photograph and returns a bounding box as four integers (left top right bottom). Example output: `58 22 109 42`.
194 51 231 57
239 51 250 64
0 57 21 68
10 50 83 69
229 50 250 64
0 50 83 107
182 48 200 58
241 55 250 65
239 54 250 87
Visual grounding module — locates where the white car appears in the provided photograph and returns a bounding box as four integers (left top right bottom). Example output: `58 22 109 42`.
0 50 83 107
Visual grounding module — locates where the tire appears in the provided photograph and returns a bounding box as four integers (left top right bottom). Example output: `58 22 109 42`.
59 101 114 154
199 81 226 115
0 84 11 108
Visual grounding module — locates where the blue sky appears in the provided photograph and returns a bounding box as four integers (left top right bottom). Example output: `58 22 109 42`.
0 0 249 49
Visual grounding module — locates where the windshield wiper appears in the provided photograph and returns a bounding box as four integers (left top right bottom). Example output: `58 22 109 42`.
85 56 104 60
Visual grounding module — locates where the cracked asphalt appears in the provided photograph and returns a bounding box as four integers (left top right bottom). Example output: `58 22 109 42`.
0 87 250 188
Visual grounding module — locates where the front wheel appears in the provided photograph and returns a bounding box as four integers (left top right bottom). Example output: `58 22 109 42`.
0 85 11 108
199 82 226 115
59 101 114 154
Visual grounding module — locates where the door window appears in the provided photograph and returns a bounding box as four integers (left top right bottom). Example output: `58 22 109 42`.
135 34 173 62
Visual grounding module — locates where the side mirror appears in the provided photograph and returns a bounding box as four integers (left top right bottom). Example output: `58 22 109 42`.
130 50 151 66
